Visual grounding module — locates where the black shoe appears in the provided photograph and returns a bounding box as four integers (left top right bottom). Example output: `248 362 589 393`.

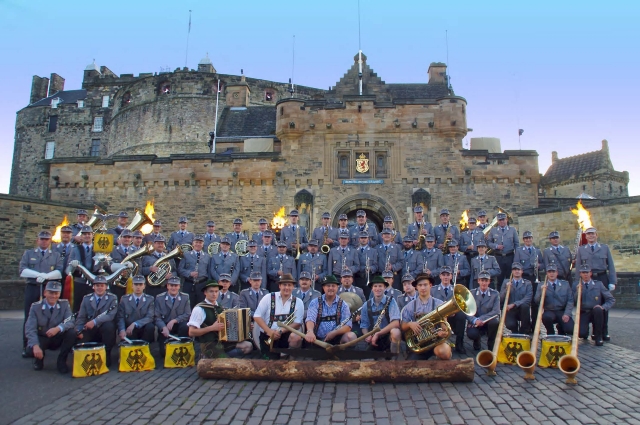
22 348 30 358
603 335 610 342
105 351 112 368
473 340 481 351
33 358 44 371
595 339 604 346
57 357 69 374
455 344 466 355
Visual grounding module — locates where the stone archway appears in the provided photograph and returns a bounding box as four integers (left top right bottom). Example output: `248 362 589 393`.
330 194 401 233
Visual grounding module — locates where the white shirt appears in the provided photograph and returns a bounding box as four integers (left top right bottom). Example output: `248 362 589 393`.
187 299 218 328
253 292 304 332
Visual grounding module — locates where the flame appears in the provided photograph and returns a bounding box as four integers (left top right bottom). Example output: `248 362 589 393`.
571 200 593 232
270 206 287 230
51 215 69 243
139 200 156 235
459 210 470 232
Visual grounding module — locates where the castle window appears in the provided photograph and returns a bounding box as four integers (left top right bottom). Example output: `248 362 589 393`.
90 139 101 157
620 185 623 193
338 152 350 178
93 117 103 132
582 185 586 191
609 183 613 193
77 100 84 108
48 116 58 132
102 96 110 108
375 153 387 178
159 82 171 95
121 92 132 106
44 141 55 159
265 90 275 101
554 190 557 196
51 98 60 109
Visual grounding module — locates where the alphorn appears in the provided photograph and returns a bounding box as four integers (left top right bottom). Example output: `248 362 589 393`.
558 279 582 384
476 273 512 375
516 276 548 380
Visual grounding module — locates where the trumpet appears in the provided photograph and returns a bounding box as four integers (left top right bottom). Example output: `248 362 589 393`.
321 227 331 254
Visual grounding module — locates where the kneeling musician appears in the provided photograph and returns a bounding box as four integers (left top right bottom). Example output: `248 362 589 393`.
466 271 500 351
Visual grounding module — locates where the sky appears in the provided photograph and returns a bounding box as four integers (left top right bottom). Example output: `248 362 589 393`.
1 0 639 195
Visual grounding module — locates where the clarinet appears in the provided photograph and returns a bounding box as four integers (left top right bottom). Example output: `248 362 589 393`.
78 304 117 336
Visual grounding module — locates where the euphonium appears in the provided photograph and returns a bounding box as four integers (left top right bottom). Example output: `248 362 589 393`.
321 227 331 254
558 279 582 384
405 285 477 353
85 206 107 232
113 244 153 287
148 245 184 286
125 208 153 233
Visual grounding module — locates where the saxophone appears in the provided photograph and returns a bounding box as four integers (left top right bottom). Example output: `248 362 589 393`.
415 219 427 250
441 223 453 254
321 227 331 254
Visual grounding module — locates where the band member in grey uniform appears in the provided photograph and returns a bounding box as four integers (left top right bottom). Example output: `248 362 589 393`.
405 206 434 250
543 231 573 286
575 226 616 341
400 235 423 283
514 230 544 285
203 220 221 252
337 268 366 304
268 241 298 292
466 270 500 351
575 264 615 346
535 263 574 336
442 239 471 288
217 274 240 309
420 235 444 285
459 217 484 261
434 209 461 251
431 266 468 354
382 216 403 245
476 210 489 232
377 229 403 289
297 240 328 291
71 209 88 242
312 212 339 248
142 220 163 245
252 218 274 246
500 262 532 334
469 241 501 289
155 276 191 358
67 226 99 312
107 211 129 240
140 235 176 298
354 232 379 298
53 225 74 284
487 212 519 291
350 210 378 248
131 230 145 250
258 231 278 259
109 228 135 300
280 210 308 255
117 275 155 343
24 281 76 373
396 274 417 311
167 216 194 271
292 271 321 321
226 218 249 254
238 271 269 315
239 240 268 290
207 237 240 290
328 233 360 279
178 234 210 308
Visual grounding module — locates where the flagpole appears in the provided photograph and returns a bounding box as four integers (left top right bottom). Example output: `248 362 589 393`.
185 10 192 68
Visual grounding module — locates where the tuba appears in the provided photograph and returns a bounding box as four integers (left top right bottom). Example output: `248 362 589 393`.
404 284 476 353
125 208 153 234
321 227 331 254
112 244 153 287
148 245 184 286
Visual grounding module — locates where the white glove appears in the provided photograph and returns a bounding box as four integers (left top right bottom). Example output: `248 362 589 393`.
110 262 126 272
44 270 62 280
69 260 79 268
36 277 45 283
608 284 616 291
125 261 134 269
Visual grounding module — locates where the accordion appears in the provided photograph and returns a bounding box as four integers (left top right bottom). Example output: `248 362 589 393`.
218 308 251 342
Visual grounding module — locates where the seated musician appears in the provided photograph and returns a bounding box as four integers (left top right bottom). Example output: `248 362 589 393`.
253 273 304 359
432 266 467 354
292 271 321 322
499 262 533 334
155 276 191 359
535 263 574 337
239 271 270 315
396 273 417 311
217 274 240 310
70 275 118 367
187 281 253 358
400 273 451 360
360 275 401 355
305 275 357 345
24 281 76 374
370 270 402 300
338 268 366 304
575 264 615 346
117 275 155 344
466 271 500 351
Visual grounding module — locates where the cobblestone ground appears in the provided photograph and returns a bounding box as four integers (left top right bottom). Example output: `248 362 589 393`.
9 333 640 425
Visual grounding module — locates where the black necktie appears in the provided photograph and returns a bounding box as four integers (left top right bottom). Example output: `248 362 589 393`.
552 282 557 291
50 306 54 314
220 294 225 300
172 297 176 305
181 232 184 237
86 246 90 254
256 292 260 303
591 246 594 252
62 246 67 257
124 248 128 254
96 297 101 308
236 234 239 240
41 251 45 257
208 234 211 240
361 248 364 253
342 249 345 254
482 293 486 299
445 287 449 297
197 252 201 261
301 292 306 300
135 298 139 307
224 254 227 259
385 246 388 252
528 247 532 254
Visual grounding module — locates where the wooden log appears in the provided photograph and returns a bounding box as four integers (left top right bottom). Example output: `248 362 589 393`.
197 358 475 383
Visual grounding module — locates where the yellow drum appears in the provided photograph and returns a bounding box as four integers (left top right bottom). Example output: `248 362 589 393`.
119 340 155 372
539 335 572 368
164 337 195 368
72 342 109 378
497 334 531 364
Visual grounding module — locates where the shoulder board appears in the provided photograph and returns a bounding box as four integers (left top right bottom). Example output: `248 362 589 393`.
32 300 43 306
84 293 93 298
179 291 189 296
157 292 167 297
240 288 250 293
59 299 70 305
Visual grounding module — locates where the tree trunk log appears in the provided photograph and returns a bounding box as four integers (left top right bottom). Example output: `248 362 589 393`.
197 358 475 383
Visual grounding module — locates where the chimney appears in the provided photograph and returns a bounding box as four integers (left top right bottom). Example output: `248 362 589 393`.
551 151 558 163
48 73 65 97
225 74 251 107
30 75 50 104
601 139 609 151
428 62 447 84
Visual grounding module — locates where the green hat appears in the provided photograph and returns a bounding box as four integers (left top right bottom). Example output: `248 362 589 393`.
321 275 339 286
201 280 221 292
369 275 389 287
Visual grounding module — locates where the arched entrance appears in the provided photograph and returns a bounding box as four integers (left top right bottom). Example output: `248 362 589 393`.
330 194 400 233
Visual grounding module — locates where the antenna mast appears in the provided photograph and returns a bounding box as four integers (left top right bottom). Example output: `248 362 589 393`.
445 29 451 90
290 35 295 97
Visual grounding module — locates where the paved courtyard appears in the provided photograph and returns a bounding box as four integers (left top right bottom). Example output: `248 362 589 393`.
2 309 640 425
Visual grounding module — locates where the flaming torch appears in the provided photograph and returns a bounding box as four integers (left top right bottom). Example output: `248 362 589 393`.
52 216 70 243
459 210 470 232
139 201 156 235
270 206 287 240
571 200 593 246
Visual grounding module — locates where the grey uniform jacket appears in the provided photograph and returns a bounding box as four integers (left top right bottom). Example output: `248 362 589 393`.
376 244 403 274
238 288 270 316
311 226 340 248
154 292 191 328
110 245 135 263
442 252 471 279
203 233 221 252
469 255 501 287
239 254 268 287
53 243 73 275
297 252 328 281
534 280 573 316
142 232 162 245
267 254 298 281
117 293 155 331
514 245 544 276
431 284 455 303
355 246 379 276
68 245 99 284
421 248 445 277
487 226 520 255
400 249 422 278
468 288 501 324
543 245 573 278
208 252 240 285
292 288 321 319
575 243 617 285
434 224 461 248
337 286 366 304
19 248 64 285
141 253 177 281
350 224 378 248
406 221 434 241
178 250 210 282
252 232 276 246
225 232 249 253
25 300 74 347
459 229 486 255
218 291 240 310
574 280 615 311
258 245 278 260
279 225 309 252
167 230 195 251
328 246 360 276
75 292 118 331
499 279 533 307
396 294 416 311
